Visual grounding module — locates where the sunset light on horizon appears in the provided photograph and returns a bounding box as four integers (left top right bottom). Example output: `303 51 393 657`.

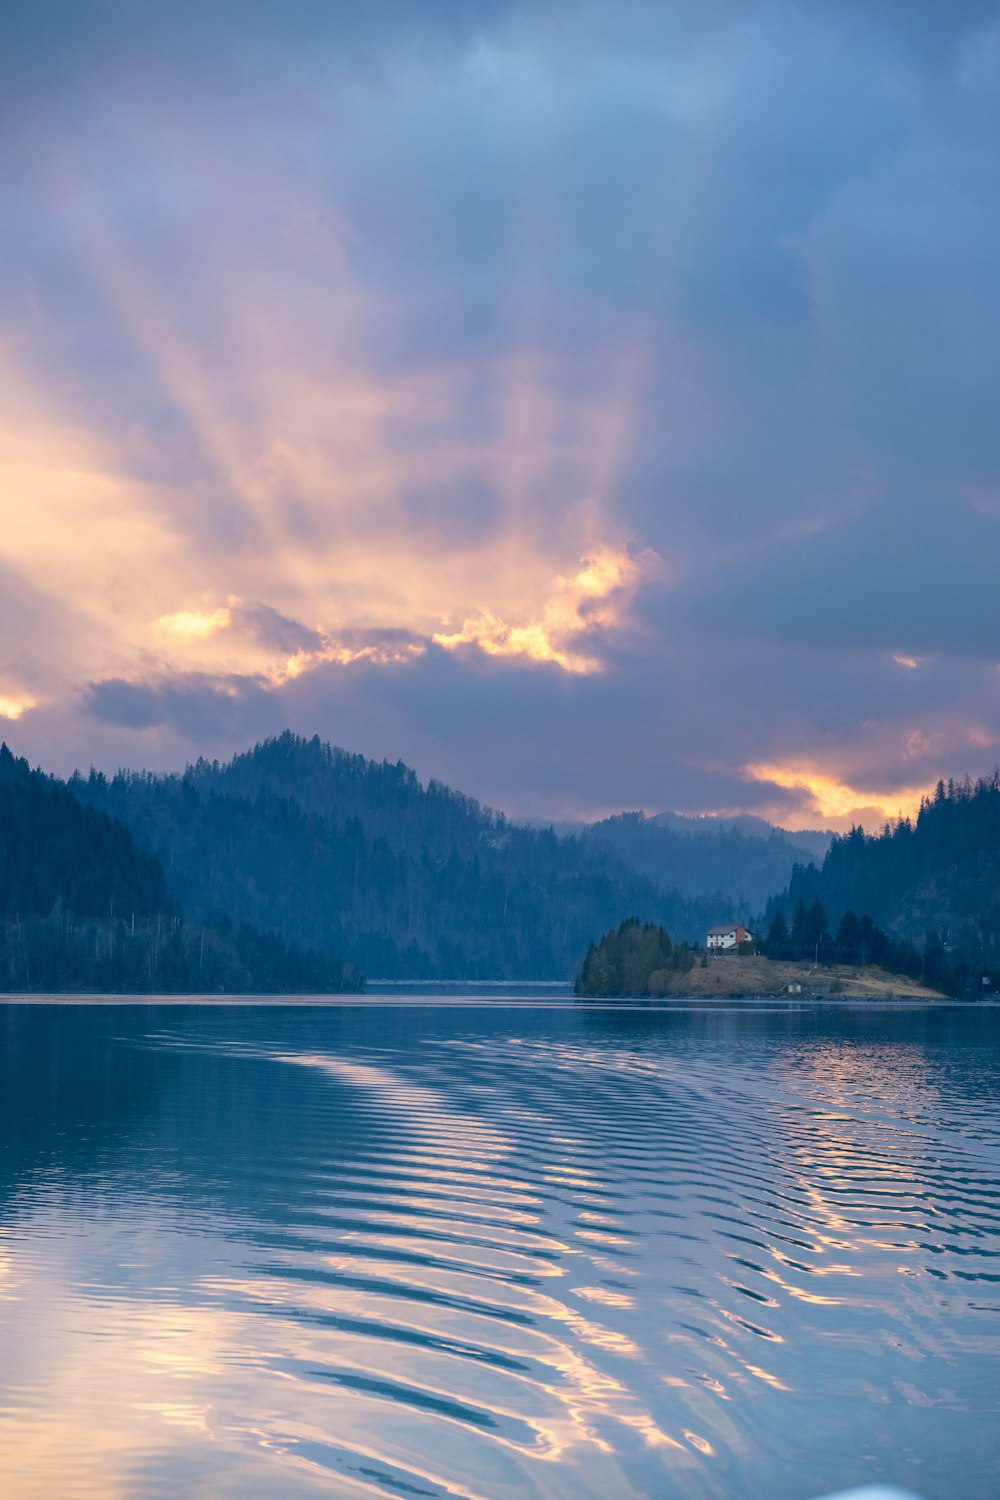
743 762 935 832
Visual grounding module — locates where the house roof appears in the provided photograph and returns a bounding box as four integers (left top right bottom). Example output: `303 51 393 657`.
707 924 741 935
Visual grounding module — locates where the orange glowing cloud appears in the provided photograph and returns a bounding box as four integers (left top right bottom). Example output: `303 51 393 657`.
140 547 644 698
268 637 425 683
1 137 666 725
433 548 652 673
745 762 933 827
0 297 656 719
156 598 427 685
156 608 234 640
0 694 36 721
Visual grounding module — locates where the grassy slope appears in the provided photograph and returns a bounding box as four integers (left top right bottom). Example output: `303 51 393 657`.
647 955 945 999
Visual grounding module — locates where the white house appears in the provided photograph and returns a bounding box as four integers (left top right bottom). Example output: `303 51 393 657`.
706 924 753 951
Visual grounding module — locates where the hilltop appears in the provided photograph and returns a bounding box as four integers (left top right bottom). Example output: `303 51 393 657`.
581 811 827 912
68 732 732 981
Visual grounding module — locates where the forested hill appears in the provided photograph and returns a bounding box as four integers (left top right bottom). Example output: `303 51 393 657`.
767 774 1000 991
650 810 832 865
582 811 822 912
183 735 493 858
0 743 167 922
69 732 731 980
0 745 359 993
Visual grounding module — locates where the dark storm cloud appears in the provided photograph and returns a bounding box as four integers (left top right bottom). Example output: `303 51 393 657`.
231 603 325 656
667 508 1000 662
85 673 288 742
0 0 504 115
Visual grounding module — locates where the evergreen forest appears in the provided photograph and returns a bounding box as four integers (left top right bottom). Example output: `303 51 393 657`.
0 745 360 993
582 811 822 912
68 733 732 980
575 918 696 997
763 774 1000 993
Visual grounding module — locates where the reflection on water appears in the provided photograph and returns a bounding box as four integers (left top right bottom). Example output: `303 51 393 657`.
0 1001 998 1499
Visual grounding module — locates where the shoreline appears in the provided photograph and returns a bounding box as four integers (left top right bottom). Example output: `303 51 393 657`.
0 990 975 1008
641 955 947 1003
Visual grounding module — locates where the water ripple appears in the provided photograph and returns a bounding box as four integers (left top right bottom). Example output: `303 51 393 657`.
0 1003 998 1498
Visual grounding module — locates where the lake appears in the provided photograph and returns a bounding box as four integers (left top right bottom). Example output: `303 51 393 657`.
0 999 997 1499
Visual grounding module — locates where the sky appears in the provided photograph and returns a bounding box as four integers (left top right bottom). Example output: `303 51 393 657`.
1 0 999 830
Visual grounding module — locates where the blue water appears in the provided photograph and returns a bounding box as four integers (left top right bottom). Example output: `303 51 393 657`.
0 999 997 1500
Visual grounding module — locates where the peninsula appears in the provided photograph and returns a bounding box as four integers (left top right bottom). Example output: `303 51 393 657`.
576 919 946 1000
640 955 945 1000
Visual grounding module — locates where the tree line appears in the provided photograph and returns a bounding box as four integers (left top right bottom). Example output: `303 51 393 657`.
762 772 1000 994
575 918 697 997
759 900 926 981
583 811 821 912
68 731 733 980
0 744 360 993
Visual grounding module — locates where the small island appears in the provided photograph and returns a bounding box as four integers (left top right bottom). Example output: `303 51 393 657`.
576 918 946 1000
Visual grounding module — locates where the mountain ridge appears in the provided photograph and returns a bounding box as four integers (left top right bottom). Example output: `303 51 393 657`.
67 731 740 980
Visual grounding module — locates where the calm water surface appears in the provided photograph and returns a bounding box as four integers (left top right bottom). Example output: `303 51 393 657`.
0 999 998 1500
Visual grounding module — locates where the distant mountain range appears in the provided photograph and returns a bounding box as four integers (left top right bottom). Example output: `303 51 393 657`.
646 811 832 865
528 810 831 912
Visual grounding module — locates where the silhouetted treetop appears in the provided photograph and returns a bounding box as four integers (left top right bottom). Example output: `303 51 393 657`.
763 770 1000 993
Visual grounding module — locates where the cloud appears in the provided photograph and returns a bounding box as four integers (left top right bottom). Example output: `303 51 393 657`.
84 673 284 742
0 693 35 721
433 547 653 672
233 602 325 656
157 609 234 641
83 545 651 755
67 624 988 833
147 554 652 686
1 0 999 822
744 762 933 826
